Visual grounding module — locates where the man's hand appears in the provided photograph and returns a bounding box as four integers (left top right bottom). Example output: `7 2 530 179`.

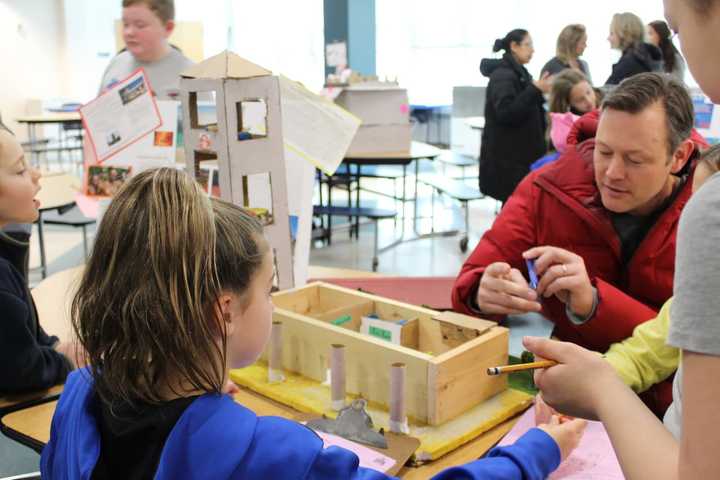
523 246 595 318
475 262 542 315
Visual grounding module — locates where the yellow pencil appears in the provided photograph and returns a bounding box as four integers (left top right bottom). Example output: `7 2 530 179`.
486 360 558 375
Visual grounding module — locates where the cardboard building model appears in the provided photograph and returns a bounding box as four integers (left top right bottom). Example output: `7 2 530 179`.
179 51 293 290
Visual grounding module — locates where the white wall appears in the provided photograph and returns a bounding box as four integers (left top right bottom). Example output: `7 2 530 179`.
61 0 119 103
0 0 67 140
377 0 688 105
230 0 325 91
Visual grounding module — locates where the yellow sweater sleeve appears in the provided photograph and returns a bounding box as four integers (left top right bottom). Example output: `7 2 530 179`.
604 298 680 393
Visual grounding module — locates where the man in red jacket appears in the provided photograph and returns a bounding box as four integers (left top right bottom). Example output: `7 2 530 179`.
452 73 704 416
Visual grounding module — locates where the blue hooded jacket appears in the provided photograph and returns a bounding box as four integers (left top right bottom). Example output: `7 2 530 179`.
41 370 560 479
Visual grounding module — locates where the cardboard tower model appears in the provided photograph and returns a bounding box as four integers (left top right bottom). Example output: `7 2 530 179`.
178 51 293 290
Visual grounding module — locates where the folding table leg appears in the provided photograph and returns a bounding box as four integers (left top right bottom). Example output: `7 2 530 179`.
82 225 89 259
354 164 361 239
460 200 470 253
372 219 379 272
430 188 436 233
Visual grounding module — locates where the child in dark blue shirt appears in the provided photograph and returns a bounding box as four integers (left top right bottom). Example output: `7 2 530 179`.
0 129 73 393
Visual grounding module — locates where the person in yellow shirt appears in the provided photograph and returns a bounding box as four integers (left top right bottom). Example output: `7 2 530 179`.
605 143 720 395
605 298 678 393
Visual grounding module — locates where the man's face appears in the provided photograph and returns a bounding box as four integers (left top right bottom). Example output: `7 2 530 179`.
594 103 685 216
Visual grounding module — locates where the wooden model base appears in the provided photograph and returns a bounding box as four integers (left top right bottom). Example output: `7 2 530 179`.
263 282 510 426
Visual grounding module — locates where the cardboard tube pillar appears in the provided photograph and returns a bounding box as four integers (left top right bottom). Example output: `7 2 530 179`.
331 344 346 410
268 321 285 383
390 362 409 433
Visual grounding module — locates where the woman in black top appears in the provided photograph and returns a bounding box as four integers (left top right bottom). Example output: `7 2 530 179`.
479 29 551 203
606 12 663 85
0 129 73 393
541 24 592 84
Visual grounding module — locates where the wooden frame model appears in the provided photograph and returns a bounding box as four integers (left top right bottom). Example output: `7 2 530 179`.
179 51 293 289
267 282 509 426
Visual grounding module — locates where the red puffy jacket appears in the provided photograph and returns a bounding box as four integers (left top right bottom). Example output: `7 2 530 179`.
452 112 703 416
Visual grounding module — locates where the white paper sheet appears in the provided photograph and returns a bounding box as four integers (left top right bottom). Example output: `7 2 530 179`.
80 68 161 162
279 75 361 175
103 100 179 173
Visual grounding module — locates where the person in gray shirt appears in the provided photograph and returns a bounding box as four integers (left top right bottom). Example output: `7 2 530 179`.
99 0 193 100
663 170 720 438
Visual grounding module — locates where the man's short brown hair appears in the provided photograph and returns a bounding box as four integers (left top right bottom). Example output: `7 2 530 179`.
122 0 174 23
601 72 694 155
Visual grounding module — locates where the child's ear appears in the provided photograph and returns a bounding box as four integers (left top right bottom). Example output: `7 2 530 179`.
164 20 175 37
218 294 232 317
217 293 235 333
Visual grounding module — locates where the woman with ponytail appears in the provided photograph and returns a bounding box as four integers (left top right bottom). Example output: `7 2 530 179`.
647 20 686 82
478 29 551 203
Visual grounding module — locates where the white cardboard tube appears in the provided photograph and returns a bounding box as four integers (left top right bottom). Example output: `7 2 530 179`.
268 321 285 383
331 344 346 410
390 362 409 434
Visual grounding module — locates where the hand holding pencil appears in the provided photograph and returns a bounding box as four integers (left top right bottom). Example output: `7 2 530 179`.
521 336 625 421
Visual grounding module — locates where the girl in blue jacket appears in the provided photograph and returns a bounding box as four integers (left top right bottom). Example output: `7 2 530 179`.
41 167 583 479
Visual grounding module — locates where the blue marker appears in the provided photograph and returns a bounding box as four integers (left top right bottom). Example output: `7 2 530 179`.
525 258 539 289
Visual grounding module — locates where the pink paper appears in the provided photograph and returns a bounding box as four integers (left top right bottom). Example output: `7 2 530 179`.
313 430 396 473
499 407 624 479
75 193 100 219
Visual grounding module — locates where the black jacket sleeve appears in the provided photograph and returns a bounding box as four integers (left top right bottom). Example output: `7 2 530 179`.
489 69 544 127
0 288 72 392
605 53 636 85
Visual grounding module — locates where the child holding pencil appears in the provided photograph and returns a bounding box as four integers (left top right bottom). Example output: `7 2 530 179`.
41 168 585 479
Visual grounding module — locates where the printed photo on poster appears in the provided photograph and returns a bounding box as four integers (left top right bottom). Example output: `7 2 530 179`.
106 131 122 147
153 130 174 147
86 165 132 197
118 76 147 105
